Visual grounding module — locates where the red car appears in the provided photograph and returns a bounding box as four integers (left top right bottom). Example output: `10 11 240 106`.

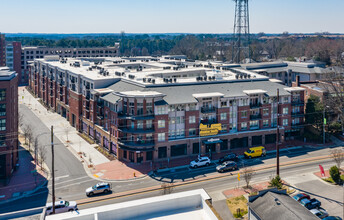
292 193 310 202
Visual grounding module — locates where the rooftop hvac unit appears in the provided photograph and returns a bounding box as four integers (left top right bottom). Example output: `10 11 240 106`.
174 78 177 83
152 79 155 84
143 78 146 82
169 78 172 83
148 78 152 82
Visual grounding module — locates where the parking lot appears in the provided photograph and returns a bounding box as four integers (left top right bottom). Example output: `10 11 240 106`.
288 173 343 218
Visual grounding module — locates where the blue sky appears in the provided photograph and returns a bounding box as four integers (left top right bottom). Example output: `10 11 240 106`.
1 0 343 34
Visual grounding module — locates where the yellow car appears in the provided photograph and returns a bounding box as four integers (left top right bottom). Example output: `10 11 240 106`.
244 146 266 159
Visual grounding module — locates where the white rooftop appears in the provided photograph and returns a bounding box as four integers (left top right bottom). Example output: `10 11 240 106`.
46 189 218 220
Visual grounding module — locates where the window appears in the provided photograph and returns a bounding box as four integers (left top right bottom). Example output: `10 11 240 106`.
171 144 187 157
221 124 227 132
158 133 165 142
220 112 227 120
169 117 175 126
283 119 288 126
241 122 247 130
250 120 259 129
263 119 269 127
192 143 199 154
230 111 237 118
283 97 289 103
146 120 152 129
189 115 196 124
156 106 166 115
0 104 5 116
189 128 196 136
0 89 5 101
263 108 269 116
292 118 300 125
242 99 248 106
158 120 165 128
221 101 227 107
283 107 288 115
137 120 143 129
242 111 247 118
176 116 184 124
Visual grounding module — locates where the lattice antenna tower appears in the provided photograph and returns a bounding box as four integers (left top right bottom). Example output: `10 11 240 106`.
232 0 250 64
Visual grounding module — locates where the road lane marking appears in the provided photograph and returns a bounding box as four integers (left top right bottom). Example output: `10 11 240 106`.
55 175 70 180
77 157 333 207
53 179 96 190
48 176 90 186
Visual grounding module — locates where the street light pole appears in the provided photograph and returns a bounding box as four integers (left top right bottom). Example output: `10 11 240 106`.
51 125 56 214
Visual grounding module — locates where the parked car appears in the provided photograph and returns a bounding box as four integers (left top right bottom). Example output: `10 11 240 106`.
86 182 111 196
323 216 342 220
46 200 77 215
218 153 238 164
216 161 238 173
190 156 211 168
244 146 266 158
293 193 311 202
310 208 329 219
300 198 321 210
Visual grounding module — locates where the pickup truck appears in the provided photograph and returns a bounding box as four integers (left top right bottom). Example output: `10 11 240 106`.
300 198 321 210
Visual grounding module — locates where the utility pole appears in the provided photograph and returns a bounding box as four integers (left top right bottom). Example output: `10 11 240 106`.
51 125 56 214
276 89 280 176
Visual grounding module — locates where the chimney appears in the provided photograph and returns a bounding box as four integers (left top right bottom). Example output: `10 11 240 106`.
296 75 300 87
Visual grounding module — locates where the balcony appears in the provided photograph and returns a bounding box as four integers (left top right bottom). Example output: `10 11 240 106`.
292 123 303 129
291 112 304 117
250 102 262 109
201 106 216 114
250 114 262 120
291 100 304 106
118 139 155 148
118 112 155 120
119 127 155 134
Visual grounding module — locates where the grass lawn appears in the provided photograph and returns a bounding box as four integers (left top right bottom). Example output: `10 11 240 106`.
227 195 248 218
323 175 344 184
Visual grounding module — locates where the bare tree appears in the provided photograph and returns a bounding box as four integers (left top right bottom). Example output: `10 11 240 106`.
331 149 344 168
38 145 47 169
242 167 255 188
23 125 30 144
33 136 39 165
18 113 24 130
64 126 71 143
161 182 175 195
27 126 33 151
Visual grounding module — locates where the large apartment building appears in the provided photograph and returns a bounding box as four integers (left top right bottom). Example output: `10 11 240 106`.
29 56 305 165
0 67 18 183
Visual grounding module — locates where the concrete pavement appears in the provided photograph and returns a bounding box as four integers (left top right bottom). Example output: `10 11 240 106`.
19 87 108 166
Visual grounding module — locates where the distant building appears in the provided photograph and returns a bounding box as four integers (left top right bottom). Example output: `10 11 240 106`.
247 189 319 220
46 189 218 220
0 33 5 67
242 61 331 86
0 33 120 85
0 67 18 183
29 56 305 165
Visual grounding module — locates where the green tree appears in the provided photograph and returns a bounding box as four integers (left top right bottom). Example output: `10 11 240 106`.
305 95 323 130
269 175 283 189
329 166 341 183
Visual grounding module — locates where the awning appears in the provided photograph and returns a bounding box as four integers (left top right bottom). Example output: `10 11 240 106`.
203 139 223 144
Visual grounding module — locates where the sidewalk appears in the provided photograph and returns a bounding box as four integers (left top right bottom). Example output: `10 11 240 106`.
0 144 48 204
19 87 109 166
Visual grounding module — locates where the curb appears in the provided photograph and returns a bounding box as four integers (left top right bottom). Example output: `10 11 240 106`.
76 155 333 206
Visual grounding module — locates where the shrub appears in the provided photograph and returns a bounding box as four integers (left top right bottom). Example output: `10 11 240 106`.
269 175 283 189
329 166 341 183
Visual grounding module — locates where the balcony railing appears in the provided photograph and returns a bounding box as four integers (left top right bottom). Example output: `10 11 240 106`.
291 100 304 106
250 114 262 120
118 139 155 147
291 112 304 117
118 112 155 120
201 106 216 113
250 102 262 108
119 127 155 134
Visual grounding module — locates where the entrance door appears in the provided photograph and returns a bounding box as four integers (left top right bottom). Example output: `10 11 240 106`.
129 151 135 162
206 144 216 159
137 152 143 163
